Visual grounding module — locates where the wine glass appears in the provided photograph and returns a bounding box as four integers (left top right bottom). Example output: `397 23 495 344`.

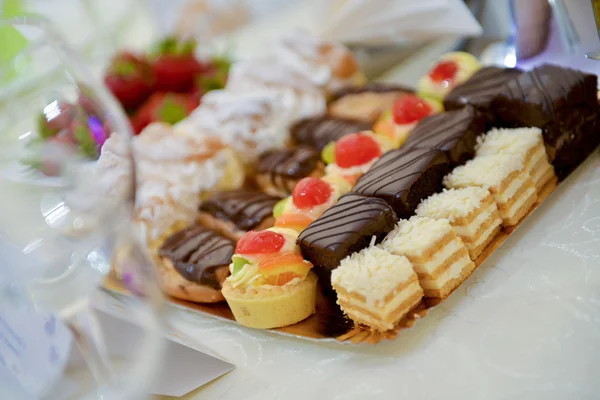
0 15 165 399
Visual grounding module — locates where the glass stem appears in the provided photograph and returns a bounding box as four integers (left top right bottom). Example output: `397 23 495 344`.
63 303 113 386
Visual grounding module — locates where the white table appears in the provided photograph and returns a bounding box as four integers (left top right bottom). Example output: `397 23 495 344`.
94 149 600 400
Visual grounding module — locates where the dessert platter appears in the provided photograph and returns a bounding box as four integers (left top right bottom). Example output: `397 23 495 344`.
102 30 600 344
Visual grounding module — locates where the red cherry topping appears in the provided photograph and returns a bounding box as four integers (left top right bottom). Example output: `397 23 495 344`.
428 60 458 83
292 177 333 209
392 95 433 125
334 133 382 168
236 230 285 255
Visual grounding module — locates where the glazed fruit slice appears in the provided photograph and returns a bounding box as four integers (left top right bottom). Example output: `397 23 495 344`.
258 252 313 286
274 213 315 231
236 230 285 255
334 132 382 168
292 177 333 209
418 52 480 100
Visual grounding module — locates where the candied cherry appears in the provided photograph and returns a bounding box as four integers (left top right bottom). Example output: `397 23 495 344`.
292 177 332 209
392 95 433 125
429 60 458 83
334 133 382 168
236 230 285 255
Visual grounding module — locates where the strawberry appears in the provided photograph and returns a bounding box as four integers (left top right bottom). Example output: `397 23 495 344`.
104 51 154 110
428 60 459 83
132 92 199 133
152 37 205 93
37 100 74 139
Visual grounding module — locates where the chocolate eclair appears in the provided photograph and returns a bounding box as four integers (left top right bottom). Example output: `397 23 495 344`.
155 224 234 303
255 146 324 197
198 190 281 240
328 82 414 122
291 115 371 151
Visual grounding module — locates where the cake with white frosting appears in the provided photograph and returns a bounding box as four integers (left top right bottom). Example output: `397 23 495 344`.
475 127 555 192
443 154 538 227
331 242 423 331
382 217 475 299
416 187 502 260
180 90 305 164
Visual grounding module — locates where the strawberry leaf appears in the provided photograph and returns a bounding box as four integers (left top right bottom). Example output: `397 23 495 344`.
157 96 187 125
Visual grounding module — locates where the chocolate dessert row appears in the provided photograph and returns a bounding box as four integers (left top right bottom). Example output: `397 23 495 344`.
299 63 600 290
445 64 599 178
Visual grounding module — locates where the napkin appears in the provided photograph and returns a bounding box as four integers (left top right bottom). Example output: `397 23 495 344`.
316 0 483 46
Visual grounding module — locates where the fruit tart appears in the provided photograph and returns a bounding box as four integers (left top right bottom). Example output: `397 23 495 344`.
373 94 442 147
273 175 352 232
417 52 480 101
321 131 394 185
222 228 318 329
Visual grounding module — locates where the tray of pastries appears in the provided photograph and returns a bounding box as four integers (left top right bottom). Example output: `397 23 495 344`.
104 31 600 344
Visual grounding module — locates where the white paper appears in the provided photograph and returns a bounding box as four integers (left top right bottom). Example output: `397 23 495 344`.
317 0 482 46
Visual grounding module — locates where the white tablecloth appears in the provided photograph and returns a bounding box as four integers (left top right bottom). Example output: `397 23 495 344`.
95 149 600 400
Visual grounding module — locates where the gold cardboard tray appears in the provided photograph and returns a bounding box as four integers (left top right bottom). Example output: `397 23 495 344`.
104 177 558 344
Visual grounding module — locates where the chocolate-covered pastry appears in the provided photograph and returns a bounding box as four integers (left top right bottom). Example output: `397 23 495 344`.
444 67 523 118
405 106 486 165
492 63 599 177
198 190 281 240
155 224 234 303
328 83 415 122
298 194 397 289
255 146 324 197
352 147 451 219
291 115 371 151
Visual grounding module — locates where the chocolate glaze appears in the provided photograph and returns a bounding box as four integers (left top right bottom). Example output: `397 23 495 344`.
352 147 451 219
199 190 281 232
444 67 523 113
291 115 371 151
297 194 397 289
257 146 319 180
491 63 599 177
158 225 234 289
329 82 415 102
405 106 486 165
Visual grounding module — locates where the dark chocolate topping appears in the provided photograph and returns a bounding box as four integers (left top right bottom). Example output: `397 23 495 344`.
352 147 451 219
492 63 598 131
444 67 523 111
298 194 397 275
291 115 371 151
199 190 281 231
330 82 415 102
158 225 234 289
256 146 319 179
405 106 486 165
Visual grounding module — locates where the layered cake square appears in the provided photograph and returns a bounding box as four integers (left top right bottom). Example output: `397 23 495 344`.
416 187 502 260
404 106 487 165
298 194 398 288
491 63 600 177
352 147 451 219
443 66 523 117
331 243 423 331
444 154 537 227
475 127 556 192
382 217 475 299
